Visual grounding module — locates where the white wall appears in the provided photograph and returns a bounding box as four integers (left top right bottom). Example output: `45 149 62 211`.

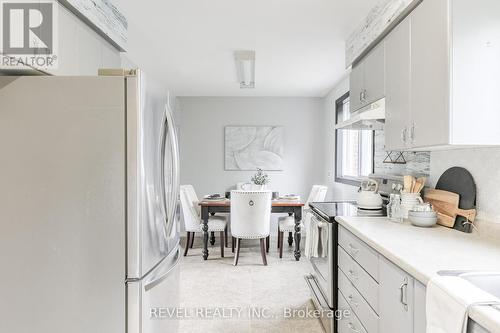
52 5 121 75
178 97 325 233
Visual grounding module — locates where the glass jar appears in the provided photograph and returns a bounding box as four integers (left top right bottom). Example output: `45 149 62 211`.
390 194 403 223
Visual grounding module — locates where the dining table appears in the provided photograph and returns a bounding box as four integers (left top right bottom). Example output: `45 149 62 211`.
198 199 305 261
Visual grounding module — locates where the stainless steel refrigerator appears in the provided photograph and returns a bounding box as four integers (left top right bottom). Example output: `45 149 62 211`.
0 70 181 333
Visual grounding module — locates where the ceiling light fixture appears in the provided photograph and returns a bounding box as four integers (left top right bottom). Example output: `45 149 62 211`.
234 50 255 89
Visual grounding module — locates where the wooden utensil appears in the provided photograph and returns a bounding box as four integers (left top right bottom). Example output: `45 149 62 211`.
424 189 477 228
414 177 426 193
404 175 414 193
410 178 416 192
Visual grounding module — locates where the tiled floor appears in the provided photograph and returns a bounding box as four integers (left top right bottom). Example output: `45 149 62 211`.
178 237 325 333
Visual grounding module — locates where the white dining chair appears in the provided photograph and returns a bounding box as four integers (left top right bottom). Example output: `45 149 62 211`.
277 185 328 258
231 190 272 266
180 185 227 257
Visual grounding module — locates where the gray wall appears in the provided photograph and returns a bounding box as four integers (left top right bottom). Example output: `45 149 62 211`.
178 97 325 202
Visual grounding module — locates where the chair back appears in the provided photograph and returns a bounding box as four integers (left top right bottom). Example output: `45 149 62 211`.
305 185 328 207
180 185 201 232
230 190 272 239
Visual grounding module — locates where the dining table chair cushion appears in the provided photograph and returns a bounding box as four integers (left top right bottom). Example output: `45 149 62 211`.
278 215 304 232
200 216 227 232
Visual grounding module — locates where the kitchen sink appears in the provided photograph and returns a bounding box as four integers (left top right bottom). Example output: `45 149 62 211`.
459 272 500 300
438 271 500 300
438 271 500 333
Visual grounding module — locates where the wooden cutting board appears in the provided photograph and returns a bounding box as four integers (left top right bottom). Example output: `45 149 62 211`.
435 167 477 233
424 189 477 228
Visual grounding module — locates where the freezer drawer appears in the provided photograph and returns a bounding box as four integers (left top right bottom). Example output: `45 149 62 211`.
127 245 181 333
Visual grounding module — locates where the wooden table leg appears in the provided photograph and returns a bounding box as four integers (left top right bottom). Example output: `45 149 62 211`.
293 207 302 261
210 231 215 245
201 207 209 260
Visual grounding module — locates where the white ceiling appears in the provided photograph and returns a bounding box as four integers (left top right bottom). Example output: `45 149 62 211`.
116 0 380 97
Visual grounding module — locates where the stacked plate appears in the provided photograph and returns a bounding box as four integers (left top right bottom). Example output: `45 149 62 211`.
408 210 438 227
280 194 300 201
203 194 225 201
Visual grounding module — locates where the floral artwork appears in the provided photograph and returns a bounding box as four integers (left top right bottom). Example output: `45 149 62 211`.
225 126 284 171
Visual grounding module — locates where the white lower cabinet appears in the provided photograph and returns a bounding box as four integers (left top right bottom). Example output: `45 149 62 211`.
338 226 427 333
414 280 427 333
379 256 414 332
338 291 369 333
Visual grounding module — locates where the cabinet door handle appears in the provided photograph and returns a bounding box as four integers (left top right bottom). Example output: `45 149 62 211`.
348 294 359 308
359 91 363 102
348 322 360 333
348 243 360 256
400 277 409 311
410 123 415 143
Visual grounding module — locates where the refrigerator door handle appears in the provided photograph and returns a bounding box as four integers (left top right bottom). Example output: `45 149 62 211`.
144 246 180 291
159 111 168 227
161 103 180 237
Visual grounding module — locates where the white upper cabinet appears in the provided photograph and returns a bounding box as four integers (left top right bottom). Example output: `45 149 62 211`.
350 62 365 112
383 0 500 150
349 43 385 113
409 0 450 149
363 44 385 106
384 16 411 151
450 0 500 145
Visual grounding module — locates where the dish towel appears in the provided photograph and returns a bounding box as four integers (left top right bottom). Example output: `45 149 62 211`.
304 213 319 258
426 275 499 333
318 219 328 257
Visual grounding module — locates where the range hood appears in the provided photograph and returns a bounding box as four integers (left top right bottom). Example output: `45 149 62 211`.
335 98 385 130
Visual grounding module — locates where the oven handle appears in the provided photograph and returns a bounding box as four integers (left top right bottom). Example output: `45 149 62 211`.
304 274 328 307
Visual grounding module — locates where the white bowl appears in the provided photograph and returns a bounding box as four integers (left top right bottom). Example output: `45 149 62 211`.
409 215 438 227
408 210 438 218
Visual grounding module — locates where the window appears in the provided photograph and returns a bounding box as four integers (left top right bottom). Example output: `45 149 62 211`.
335 92 374 186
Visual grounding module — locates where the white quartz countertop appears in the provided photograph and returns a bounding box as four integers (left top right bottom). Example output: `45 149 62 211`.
335 216 500 331
335 216 500 284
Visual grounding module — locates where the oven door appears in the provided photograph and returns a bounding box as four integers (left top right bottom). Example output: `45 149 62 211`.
309 214 336 308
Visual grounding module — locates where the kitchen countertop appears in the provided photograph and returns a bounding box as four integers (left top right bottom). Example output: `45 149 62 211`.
335 216 500 332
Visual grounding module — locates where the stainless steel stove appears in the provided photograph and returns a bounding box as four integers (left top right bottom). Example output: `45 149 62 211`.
305 174 404 333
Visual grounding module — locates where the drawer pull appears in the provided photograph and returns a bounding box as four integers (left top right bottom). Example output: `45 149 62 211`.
348 269 359 280
348 294 359 308
348 243 360 255
348 322 360 333
400 277 409 311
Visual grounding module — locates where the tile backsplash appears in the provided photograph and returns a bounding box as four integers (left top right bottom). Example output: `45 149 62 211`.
374 130 430 176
